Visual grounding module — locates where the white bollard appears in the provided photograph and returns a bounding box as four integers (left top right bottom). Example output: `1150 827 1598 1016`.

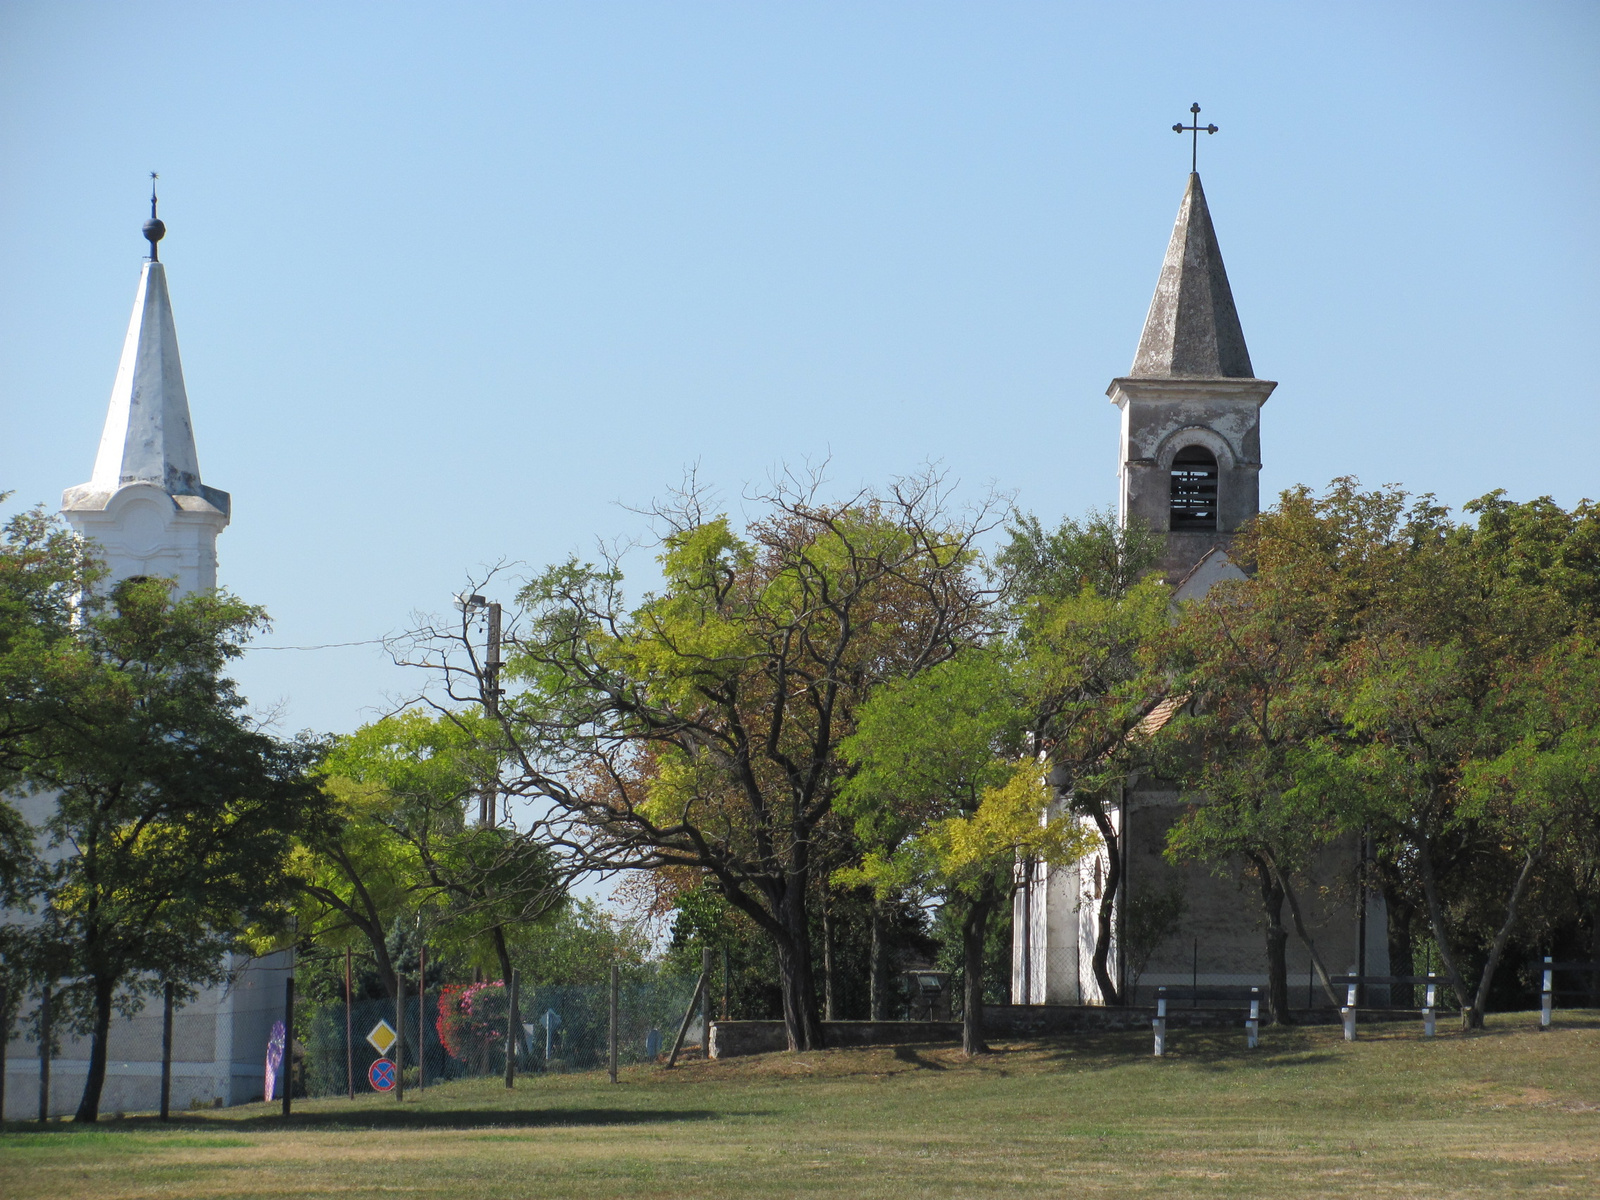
1246 987 1260 1049
1153 989 1167 1057
1341 1006 1357 1042
1540 956 1553 1031
1423 976 1437 1038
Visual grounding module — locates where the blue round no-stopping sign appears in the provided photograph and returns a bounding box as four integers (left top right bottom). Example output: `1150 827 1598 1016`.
368 1058 397 1092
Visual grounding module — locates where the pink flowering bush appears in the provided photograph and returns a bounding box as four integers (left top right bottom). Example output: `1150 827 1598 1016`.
436 981 508 1065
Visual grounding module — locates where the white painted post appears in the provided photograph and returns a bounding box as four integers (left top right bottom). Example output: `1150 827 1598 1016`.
1246 987 1260 1049
1540 956 1553 1031
1152 988 1167 1057
1423 975 1436 1038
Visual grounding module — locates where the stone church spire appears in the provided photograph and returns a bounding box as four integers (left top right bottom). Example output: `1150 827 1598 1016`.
62 201 229 595
1130 173 1254 380
1106 170 1274 581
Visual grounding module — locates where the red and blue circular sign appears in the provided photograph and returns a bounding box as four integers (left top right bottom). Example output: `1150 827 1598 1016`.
368 1058 397 1092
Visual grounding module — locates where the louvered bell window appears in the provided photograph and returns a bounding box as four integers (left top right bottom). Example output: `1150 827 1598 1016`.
1169 446 1219 531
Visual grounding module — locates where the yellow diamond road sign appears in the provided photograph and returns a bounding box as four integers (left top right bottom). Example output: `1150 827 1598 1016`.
367 1019 398 1056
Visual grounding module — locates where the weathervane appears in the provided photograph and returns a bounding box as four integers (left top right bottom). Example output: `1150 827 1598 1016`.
1173 103 1218 174
143 171 165 261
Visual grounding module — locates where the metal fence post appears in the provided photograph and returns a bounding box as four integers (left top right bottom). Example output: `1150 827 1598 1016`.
609 964 620 1084
282 976 294 1117
38 982 51 1124
394 973 405 1103
417 944 427 1090
1152 987 1166 1057
504 968 519 1089
344 947 354 1101
0 982 8 1125
160 980 174 1121
1540 956 1553 1031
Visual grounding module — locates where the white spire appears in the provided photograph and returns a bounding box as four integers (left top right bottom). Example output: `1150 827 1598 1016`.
88 260 209 496
63 221 229 596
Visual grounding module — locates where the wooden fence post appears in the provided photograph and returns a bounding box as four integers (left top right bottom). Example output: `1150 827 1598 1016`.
700 947 712 1059
608 964 620 1084
666 970 709 1068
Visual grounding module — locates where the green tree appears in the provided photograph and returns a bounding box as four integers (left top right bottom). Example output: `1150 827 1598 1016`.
494 474 995 1050
311 709 565 991
840 650 1094 1053
1173 480 1600 1029
16 577 326 1122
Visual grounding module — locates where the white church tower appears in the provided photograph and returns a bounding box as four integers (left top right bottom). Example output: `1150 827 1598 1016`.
60 189 230 586
4 195 283 1119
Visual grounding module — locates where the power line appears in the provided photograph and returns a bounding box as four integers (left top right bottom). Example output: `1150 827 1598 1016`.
243 639 386 652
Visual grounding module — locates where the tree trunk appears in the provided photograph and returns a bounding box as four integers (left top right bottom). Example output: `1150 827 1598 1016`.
776 883 823 1051
490 924 522 1066
1384 881 1416 1009
1271 856 1343 1008
73 977 116 1123
1250 855 1293 1024
869 897 888 1021
1085 801 1122 1005
961 889 996 1056
1467 830 1549 1030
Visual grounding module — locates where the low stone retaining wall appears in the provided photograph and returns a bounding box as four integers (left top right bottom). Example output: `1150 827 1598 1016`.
708 1004 1336 1058
710 1020 963 1058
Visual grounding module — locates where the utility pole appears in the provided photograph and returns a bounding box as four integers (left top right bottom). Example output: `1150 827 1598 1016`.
482 601 501 827
458 593 504 828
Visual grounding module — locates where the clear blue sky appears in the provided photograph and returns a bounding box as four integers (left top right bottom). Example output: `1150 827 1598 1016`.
3 1 1596 738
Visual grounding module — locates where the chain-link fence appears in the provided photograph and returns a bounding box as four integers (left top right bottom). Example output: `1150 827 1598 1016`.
302 976 701 1098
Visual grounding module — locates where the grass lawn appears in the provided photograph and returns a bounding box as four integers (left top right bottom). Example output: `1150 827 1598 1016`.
3 1012 1598 1199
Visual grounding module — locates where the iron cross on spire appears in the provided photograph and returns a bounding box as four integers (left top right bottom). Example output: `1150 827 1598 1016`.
1173 103 1218 173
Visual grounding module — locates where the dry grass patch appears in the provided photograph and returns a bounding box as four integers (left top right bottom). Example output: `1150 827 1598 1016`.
3 1012 1598 1199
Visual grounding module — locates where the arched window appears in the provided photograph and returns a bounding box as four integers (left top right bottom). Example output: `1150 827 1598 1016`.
1169 445 1219 531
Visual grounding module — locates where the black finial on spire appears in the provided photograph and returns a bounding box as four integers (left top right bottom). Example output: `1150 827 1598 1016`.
1172 103 1219 174
143 172 165 261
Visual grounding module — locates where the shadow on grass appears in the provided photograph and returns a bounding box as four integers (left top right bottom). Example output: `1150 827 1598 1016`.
892 1046 949 1070
3 1107 737 1136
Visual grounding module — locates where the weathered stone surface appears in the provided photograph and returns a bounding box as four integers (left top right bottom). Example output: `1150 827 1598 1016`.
1131 173 1253 380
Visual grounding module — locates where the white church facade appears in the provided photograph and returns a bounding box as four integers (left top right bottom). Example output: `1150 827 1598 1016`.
1012 171 1387 1010
3 210 286 1118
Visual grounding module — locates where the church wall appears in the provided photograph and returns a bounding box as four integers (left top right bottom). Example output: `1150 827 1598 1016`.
1123 785 1388 1005
2 954 290 1118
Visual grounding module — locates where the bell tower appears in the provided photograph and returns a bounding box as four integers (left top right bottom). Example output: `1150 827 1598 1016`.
1107 171 1275 579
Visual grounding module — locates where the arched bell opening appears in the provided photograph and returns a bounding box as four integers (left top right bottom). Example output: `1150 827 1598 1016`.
1169 445 1219 531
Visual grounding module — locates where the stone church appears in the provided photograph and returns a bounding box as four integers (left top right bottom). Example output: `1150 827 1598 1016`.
4 210 287 1118
1011 171 1386 1009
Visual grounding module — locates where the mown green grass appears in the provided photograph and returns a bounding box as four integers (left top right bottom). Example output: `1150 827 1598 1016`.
3 1012 1597 1199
